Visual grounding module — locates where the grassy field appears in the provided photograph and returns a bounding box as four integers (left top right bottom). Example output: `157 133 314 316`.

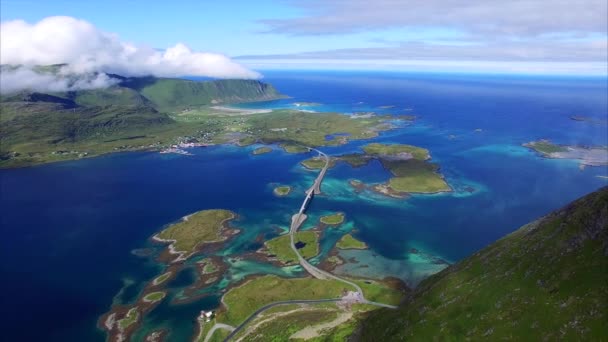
360 187 608 340
363 143 429 160
352 279 405 306
233 309 339 341
152 272 172 286
118 308 139 330
273 186 291 197
143 291 166 303
155 209 235 255
524 140 568 154
320 213 345 225
219 275 349 326
252 146 272 155
382 159 451 193
265 231 319 264
336 234 368 250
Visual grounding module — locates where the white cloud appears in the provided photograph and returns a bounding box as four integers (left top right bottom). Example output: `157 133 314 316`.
0 16 260 79
0 67 120 94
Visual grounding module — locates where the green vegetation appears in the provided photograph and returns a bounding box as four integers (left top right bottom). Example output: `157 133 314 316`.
155 209 235 255
265 231 319 264
383 159 451 193
336 234 368 250
118 308 139 330
237 136 256 146
0 71 283 168
143 291 166 303
301 157 336 170
134 78 283 112
233 309 338 341
320 212 345 225
252 146 272 155
219 275 349 325
152 272 172 286
338 153 372 168
359 187 608 340
247 110 393 148
273 186 291 197
339 144 450 194
207 328 231 342
280 143 310 154
363 143 429 160
525 140 568 154
352 279 405 306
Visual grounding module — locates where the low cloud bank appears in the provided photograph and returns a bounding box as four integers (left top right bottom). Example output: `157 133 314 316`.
0 16 260 94
0 67 120 94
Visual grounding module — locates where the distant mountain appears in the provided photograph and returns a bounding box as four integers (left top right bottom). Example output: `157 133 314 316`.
359 187 608 340
0 66 284 166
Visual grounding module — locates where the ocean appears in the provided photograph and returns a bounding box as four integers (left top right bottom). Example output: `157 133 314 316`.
1 71 606 341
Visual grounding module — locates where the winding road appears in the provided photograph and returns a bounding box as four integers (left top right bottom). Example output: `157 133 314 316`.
208 146 396 342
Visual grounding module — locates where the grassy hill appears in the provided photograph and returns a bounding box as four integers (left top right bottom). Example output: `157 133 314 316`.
359 187 608 340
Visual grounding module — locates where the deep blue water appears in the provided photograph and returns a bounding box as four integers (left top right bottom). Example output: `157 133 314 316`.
1 71 606 341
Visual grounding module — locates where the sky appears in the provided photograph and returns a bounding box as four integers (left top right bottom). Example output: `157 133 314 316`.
1 0 607 76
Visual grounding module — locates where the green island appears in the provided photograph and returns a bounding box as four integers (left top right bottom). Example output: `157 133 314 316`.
338 143 451 194
252 146 272 155
264 231 319 264
152 272 172 286
524 140 567 154
359 187 608 340
117 308 139 331
1 67 410 168
336 234 368 250
279 143 310 154
154 209 236 257
320 212 345 225
143 291 166 303
272 185 291 197
301 156 336 170
524 140 608 166
363 143 430 160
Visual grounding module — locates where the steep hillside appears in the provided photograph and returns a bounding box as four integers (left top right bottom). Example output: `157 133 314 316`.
360 187 608 340
127 77 283 111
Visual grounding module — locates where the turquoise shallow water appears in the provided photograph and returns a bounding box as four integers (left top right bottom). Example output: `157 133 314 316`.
1 71 606 341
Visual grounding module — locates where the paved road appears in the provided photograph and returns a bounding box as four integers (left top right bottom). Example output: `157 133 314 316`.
223 299 341 341
204 323 235 342
219 146 396 341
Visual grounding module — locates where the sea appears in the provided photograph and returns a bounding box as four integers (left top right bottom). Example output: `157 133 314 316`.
1 71 606 341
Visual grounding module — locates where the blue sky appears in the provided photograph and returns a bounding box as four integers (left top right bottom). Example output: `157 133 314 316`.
1 0 607 75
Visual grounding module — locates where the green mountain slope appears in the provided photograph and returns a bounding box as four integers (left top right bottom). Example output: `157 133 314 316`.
131 78 283 111
359 187 608 340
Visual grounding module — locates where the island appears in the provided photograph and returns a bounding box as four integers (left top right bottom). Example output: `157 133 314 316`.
524 140 608 166
301 156 337 170
338 143 451 195
261 231 319 265
252 146 272 155
336 234 368 250
273 185 291 197
153 209 239 262
143 291 166 303
320 212 345 225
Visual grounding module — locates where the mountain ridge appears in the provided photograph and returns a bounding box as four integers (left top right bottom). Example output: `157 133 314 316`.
356 186 608 340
